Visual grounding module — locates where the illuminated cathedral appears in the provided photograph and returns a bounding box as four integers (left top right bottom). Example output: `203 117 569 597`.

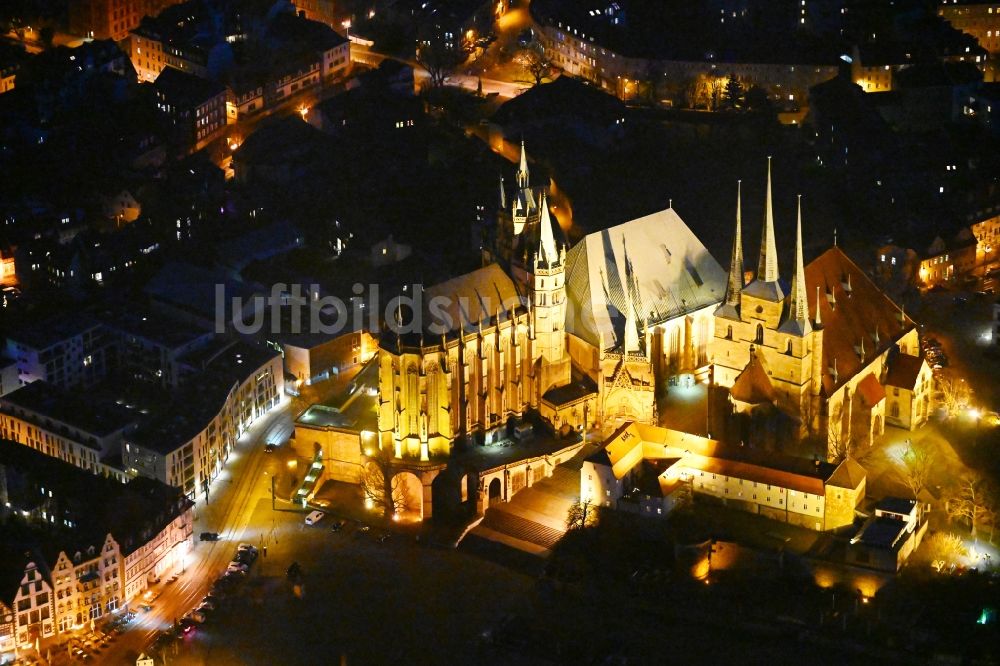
377 143 727 459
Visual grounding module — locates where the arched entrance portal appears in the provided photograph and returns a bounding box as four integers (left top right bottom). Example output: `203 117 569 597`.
488 477 503 506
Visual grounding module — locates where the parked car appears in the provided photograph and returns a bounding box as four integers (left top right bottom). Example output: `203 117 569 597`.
178 618 197 635
312 498 331 509
234 550 255 565
264 443 275 453
305 510 325 525
187 610 207 624
331 519 347 532
237 543 257 554
227 562 249 574
198 601 215 612
200 531 220 541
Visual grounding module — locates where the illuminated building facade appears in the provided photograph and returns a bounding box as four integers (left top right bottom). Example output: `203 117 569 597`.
711 163 922 459
69 0 184 42
582 422 866 530
124 341 282 499
0 445 192 649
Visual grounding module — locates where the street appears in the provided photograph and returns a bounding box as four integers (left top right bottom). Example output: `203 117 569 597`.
69 403 295 665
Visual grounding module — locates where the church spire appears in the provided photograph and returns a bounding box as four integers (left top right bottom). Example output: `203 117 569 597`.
624 300 640 354
516 141 529 189
788 195 811 334
758 156 779 283
724 180 745 308
498 175 506 210
537 192 558 265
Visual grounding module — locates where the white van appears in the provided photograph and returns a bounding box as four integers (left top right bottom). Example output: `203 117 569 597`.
304 510 325 526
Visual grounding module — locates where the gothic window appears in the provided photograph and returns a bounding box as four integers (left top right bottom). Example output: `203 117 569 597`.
726 325 733 340
890 402 900 418
755 324 764 345
785 339 792 355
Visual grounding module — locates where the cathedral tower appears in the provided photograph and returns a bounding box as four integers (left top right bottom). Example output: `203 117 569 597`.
532 194 566 364
740 157 785 330
531 194 572 396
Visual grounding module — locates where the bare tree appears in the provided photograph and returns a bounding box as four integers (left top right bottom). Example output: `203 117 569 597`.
919 532 967 573
946 474 997 538
827 403 856 463
416 38 467 88
566 498 597 530
710 77 725 111
514 44 554 86
937 376 971 418
897 439 936 499
360 448 410 518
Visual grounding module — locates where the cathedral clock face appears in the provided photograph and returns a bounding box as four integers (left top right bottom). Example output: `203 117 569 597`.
756 305 764 314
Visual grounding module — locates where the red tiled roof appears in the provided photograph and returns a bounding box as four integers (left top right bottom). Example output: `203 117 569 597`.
805 247 914 395
885 353 925 390
685 454 826 495
857 373 886 407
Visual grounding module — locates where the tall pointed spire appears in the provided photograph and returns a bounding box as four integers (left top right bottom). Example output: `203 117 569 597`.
788 195 811 333
724 180 745 308
498 175 506 210
537 192 558 265
516 141 529 189
758 156 779 283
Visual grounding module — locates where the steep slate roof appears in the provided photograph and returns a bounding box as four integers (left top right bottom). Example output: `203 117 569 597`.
885 353 926 390
565 207 726 350
805 247 914 395
422 263 523 334
730 351 776 405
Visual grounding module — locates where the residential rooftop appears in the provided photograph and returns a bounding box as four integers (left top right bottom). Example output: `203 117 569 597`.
856 516 909 551
4 312 103 350
0 380 137 442
127 341 280 455
100 306 214 350
0 443 192 567
153 66 226 108
875 496 917 516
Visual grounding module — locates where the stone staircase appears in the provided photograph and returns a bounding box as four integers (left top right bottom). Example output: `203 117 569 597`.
478 507 565 550
464 442 599 555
